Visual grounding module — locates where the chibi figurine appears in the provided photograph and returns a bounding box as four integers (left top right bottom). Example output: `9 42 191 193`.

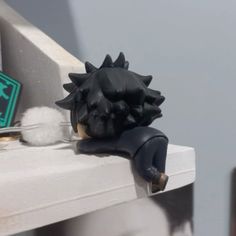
56 52 169 193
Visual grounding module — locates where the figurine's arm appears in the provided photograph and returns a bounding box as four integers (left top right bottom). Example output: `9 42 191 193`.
76 138 119 155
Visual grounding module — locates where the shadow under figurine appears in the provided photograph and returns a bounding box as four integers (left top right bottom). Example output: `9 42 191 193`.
56 52 169 193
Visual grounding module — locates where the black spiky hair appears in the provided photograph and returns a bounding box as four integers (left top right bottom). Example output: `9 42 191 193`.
56 52 165 138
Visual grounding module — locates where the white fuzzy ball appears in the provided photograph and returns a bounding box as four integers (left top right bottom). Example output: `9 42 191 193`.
21 106 66 146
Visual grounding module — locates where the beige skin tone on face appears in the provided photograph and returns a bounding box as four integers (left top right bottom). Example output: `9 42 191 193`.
77 124 90 139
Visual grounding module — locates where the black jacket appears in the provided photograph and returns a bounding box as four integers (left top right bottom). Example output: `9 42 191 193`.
77 126 168 158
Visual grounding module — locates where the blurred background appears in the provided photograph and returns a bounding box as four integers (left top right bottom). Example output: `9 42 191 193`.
5 0 236 235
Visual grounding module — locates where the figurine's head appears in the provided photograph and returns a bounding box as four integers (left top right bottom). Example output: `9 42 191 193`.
56 53 165 138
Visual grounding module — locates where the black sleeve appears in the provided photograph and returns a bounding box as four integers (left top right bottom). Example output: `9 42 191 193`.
76 138 118 154
76 127 168 158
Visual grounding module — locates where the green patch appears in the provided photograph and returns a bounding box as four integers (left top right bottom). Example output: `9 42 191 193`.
0 71 21 128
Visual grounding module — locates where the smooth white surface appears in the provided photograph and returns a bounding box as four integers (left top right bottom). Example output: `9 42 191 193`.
62 196 193 236
0 142 195 235
63 197 171 236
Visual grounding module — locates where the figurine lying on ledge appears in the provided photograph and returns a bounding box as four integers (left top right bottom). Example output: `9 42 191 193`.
56 52 168 193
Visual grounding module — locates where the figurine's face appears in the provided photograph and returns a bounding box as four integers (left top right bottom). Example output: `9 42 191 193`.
77 123 90 139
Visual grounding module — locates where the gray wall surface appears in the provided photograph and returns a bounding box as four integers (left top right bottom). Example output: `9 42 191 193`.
6 0 236 235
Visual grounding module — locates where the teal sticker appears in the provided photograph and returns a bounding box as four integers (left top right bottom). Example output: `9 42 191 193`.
0 71 21 128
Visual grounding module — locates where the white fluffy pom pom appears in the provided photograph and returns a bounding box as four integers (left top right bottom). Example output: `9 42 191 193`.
21 106 66 146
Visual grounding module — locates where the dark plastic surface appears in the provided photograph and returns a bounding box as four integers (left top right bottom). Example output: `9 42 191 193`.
56 53 168 188
77 127 168 183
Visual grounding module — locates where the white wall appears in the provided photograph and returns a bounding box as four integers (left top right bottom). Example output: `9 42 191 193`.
7 0 236 235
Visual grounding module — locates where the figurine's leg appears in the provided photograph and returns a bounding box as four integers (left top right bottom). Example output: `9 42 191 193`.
152 137 168 173
134 138 161 182
134 137 168 193
151 137 169 192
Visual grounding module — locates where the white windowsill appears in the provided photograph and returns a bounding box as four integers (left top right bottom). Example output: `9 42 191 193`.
0 141 195 235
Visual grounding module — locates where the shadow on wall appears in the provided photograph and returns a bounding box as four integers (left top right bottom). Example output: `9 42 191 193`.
155 184 193 235
6 0 84 59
